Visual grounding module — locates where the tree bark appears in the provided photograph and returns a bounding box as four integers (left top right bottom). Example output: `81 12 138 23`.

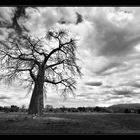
28 68 44 115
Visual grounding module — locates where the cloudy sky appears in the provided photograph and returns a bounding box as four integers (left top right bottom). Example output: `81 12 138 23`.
1 7 140 108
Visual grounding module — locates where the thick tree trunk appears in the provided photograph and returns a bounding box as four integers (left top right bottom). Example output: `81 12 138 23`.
28 68 44 115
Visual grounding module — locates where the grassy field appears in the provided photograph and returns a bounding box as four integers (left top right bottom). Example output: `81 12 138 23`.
0 112 140 134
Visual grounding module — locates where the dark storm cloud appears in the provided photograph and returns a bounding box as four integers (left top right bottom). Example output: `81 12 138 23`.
81 8 140 62
92 11 140 58
103 85 113 88
0 96 11 100
76 12 83 24
95 61 122 75
117 79 140 88
100 62 132 76
77 94 86 97
85 81 102 86
129 81 140 88
113 88 137 97
97 28 140 57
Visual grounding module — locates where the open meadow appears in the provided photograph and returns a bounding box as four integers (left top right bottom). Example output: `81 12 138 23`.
0 112 140 134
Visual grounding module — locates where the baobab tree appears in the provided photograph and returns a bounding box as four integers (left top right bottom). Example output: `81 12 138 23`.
0 28 81 115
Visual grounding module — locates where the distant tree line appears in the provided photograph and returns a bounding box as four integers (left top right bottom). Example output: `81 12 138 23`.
44 105 140 114
1 105 140 114
0 105 27 113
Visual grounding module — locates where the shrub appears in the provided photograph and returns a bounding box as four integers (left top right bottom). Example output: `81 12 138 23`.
124 108 131 113
137 108 140 114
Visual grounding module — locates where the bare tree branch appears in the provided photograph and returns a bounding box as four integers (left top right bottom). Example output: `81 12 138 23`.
45 60 65 69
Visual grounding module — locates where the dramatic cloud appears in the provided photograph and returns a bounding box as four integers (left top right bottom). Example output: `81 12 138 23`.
112 86 138 97
1 7 140 107
57 7 77 24
23 7 79 37
85 81 102 86
0 96 11 100
85 8 140 57
76 7 140 77
0 7 15 24
130 81 140 88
